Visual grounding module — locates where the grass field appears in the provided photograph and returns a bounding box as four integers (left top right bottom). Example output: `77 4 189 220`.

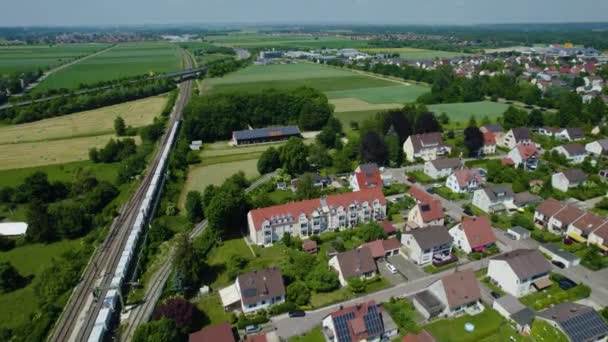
334 109 384 130
326 84 429 105
428 101 509 127
206 33 368 50
0 95 166 144
361 47 470 59
35 42 180 91
0 43 110 74
183 159 259 197
0 160 120 188
0 239 83 329
0 133 140 170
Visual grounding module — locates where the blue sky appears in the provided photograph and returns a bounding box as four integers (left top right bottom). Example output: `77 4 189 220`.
2 0 608 26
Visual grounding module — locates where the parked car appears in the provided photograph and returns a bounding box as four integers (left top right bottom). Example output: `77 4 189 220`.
288 310 306 318
245 325 261 333
558 278 577 290
407 177 416 183
386 263 398 274
463 208 474 216
552 260 566 269
505 232 517 240
433 183 442 188
490 291 501 299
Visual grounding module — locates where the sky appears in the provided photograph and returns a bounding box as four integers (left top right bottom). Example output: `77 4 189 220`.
2 0 608 26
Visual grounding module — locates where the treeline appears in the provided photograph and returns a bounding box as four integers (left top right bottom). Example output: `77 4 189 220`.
206 57 250 78
0 79 175 124
367 39 476 54
183 86 332 142
0 70 43 104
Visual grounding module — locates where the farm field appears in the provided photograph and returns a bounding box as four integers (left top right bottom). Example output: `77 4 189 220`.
35 42 180 91
0 239 84 329
428 101 510 127
334 109 386 130
0 134 141 170
361 47 470 59
206 33 368 49
0 95 166 144
0 43 110 74
0 161 120 188
183 159 259 201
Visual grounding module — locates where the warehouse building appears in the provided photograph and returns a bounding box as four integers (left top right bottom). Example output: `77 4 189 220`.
231 126 302 146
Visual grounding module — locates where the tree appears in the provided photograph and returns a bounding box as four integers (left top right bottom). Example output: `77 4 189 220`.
360 131 388 165
0 261 27 293
414 112 442 134
0 236 15 252
463 126 484 157
347 277 366 293
26 199 54 243
280 138 309 175
305 265 340 292
205 180 248 236
286 281 311 306
586 96 607 125
438 112 449 125
185 191 203 223
226 254 248 280
202 184 218 211
153 298 201 333
114 116 126 136
308 143 332 169
502 106 529 129
133 318 182 342
49 200 90 239
295 173 321 200
173 234 201 294
528 109 544 127
357 222 387 242
257 146 281 174
557 92 583 126
333 149 353 174
317 117 343 148
385 134 403 167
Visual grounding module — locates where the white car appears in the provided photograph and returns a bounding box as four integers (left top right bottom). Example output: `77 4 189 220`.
385 263 397 274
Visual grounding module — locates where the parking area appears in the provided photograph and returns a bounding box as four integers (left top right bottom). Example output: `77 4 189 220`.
377 257 407 284
383 254 427 282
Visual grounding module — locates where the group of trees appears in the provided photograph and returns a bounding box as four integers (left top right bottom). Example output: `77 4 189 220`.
183 87 332 142
89 138 137 163
257 137 311 175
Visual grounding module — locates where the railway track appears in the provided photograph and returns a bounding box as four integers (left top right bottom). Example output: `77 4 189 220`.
48 50 194 342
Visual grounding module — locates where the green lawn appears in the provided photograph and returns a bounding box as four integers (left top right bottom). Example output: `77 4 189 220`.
428 101 510 128
0 160 120 187
0 239 84 329
326 84 429 104
35 42 180 91
289 327 325 342
334 109 384 131
423 262 459 274
207 34 368 50
424 308 520 342
361 47 470 60
530 319 569 342
0 43 110 74
196 293 233 325
519 275 591 310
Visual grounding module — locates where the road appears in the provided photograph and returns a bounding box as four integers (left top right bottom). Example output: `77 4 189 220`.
48 49 194 342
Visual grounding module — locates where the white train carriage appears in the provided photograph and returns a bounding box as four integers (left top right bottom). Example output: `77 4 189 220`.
103 289 119 310
94 307 112 329
110 275 123 289
88 324 105 342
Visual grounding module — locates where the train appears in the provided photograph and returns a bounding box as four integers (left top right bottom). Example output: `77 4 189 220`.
87 120 180 342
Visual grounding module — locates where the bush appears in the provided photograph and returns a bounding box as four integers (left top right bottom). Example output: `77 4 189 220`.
236 311 269 329
0 235 15 251
268 301 297 315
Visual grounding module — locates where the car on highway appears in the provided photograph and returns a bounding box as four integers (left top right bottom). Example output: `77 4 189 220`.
386 263 398 274
491 291 501 299
288 310 306 318
245 325 261 333
558 278 577 290
552 260 566 269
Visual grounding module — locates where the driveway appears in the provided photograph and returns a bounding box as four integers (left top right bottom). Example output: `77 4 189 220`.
387 254 426 280
377 258 407 284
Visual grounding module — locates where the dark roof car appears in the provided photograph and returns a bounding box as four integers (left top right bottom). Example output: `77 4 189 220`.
552 260 566 269
491 291 501 299
288 310 306 318
558 278 577 290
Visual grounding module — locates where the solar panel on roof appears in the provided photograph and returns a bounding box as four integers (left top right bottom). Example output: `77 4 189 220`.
243 288 257 298
561 310 608 342
363 305 384 336
334 312 355 342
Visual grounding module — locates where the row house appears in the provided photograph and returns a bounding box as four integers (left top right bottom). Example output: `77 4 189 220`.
403 132 451 162
449 216 496 254
247 188 386 246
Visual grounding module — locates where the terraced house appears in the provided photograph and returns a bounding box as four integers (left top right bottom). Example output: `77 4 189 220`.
247 188 386 246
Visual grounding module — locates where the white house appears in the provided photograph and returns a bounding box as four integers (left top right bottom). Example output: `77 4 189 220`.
413 270 483 319
551 168 588 192
480 124 504 150
423 158 463 180
0 222 28 236
481 131 497 155
449 216 497 254
500 128 532 149
403 132 450 162
247 188 387 246
507 143 539 170
400 225 453 265
407 199 444 229
487 249 552 297
328 247 378 286
445 168 484 193
585 138 608 156
552 143 588 164
589 225 608 252
555 127 585 141
534 198 586 235
350 163 383 192
472 185 515 213
219 268 286 314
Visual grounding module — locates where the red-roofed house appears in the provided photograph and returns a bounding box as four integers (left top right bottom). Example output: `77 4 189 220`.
407 186 434 204
415 270 483 318
189 323 236 342
482 131 497 155
380 221 397 236
350 163 383 192
248 189 387 246
359 239 401 259
507 143 539 170
322 301 398 342
445 168 484 193
449 216 497 253
243 332 280 342
302 240 318 254
408 199 444 229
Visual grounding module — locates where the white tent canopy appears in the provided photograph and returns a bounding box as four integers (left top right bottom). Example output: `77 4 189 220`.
0 222 28 236
219 284 241 308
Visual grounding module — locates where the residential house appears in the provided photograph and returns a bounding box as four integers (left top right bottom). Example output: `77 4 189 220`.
400 226 453 265
585 138 608 156
403 133 451 162
407 199 444 229
551 168 588 192
449 216 496 254
487 249 552 297
445 168 484 193
322 301 398 342
189 323 236 342
480 124 504 147
538 127 562 137
556 128 585 141
413 270 483 319
589 225 608 252
513 191 542 208
507 143 539 170
567 211 608 244
492 295 535 333
219 268 286 314
243 332 280 342
534 198 586 235
247 189 387 246
329 247 378 286
500 128 532 149
472 185 515 213
351 163 383 192
481 131 497 155
407 186 434 204
423 158 463 180
537 303 608 342
552 143 588 164
539 243 581 268
359 239 401 259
